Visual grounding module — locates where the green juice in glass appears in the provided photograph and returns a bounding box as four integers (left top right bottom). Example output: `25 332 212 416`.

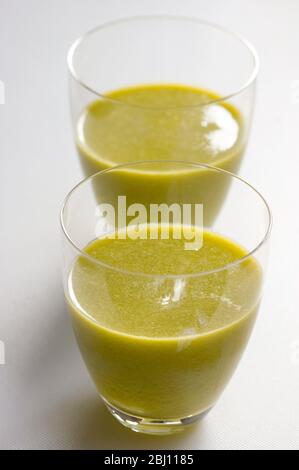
75 84 246 225
67 225 261 424
76 84 244 173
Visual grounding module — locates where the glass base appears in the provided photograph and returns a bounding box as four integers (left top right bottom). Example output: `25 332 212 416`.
104 400 211 435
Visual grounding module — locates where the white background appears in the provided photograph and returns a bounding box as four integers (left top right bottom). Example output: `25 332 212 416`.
0 0 298 450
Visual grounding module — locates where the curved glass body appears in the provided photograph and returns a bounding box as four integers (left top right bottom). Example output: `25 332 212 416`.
61 161 271 434
68 16 259 178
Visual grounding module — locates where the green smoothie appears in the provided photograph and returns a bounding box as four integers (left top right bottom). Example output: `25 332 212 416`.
76 84 244 174
67 225 261 420
75 84 246 225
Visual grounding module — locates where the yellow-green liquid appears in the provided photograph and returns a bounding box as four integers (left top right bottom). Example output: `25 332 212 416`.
77 84 245 174
76 84 246 226
67 226 261 419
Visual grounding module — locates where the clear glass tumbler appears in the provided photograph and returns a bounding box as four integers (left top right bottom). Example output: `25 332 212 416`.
68 16 259 177
60 161 271 435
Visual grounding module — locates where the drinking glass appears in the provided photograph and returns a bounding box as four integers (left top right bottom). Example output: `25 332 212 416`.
68 16 259 178
60 161 271 435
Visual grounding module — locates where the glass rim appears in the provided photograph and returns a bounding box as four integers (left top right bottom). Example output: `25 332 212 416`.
67 15 259 110
60 160 272 279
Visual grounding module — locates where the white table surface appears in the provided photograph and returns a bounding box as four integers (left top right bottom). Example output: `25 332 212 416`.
0 0 298 450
